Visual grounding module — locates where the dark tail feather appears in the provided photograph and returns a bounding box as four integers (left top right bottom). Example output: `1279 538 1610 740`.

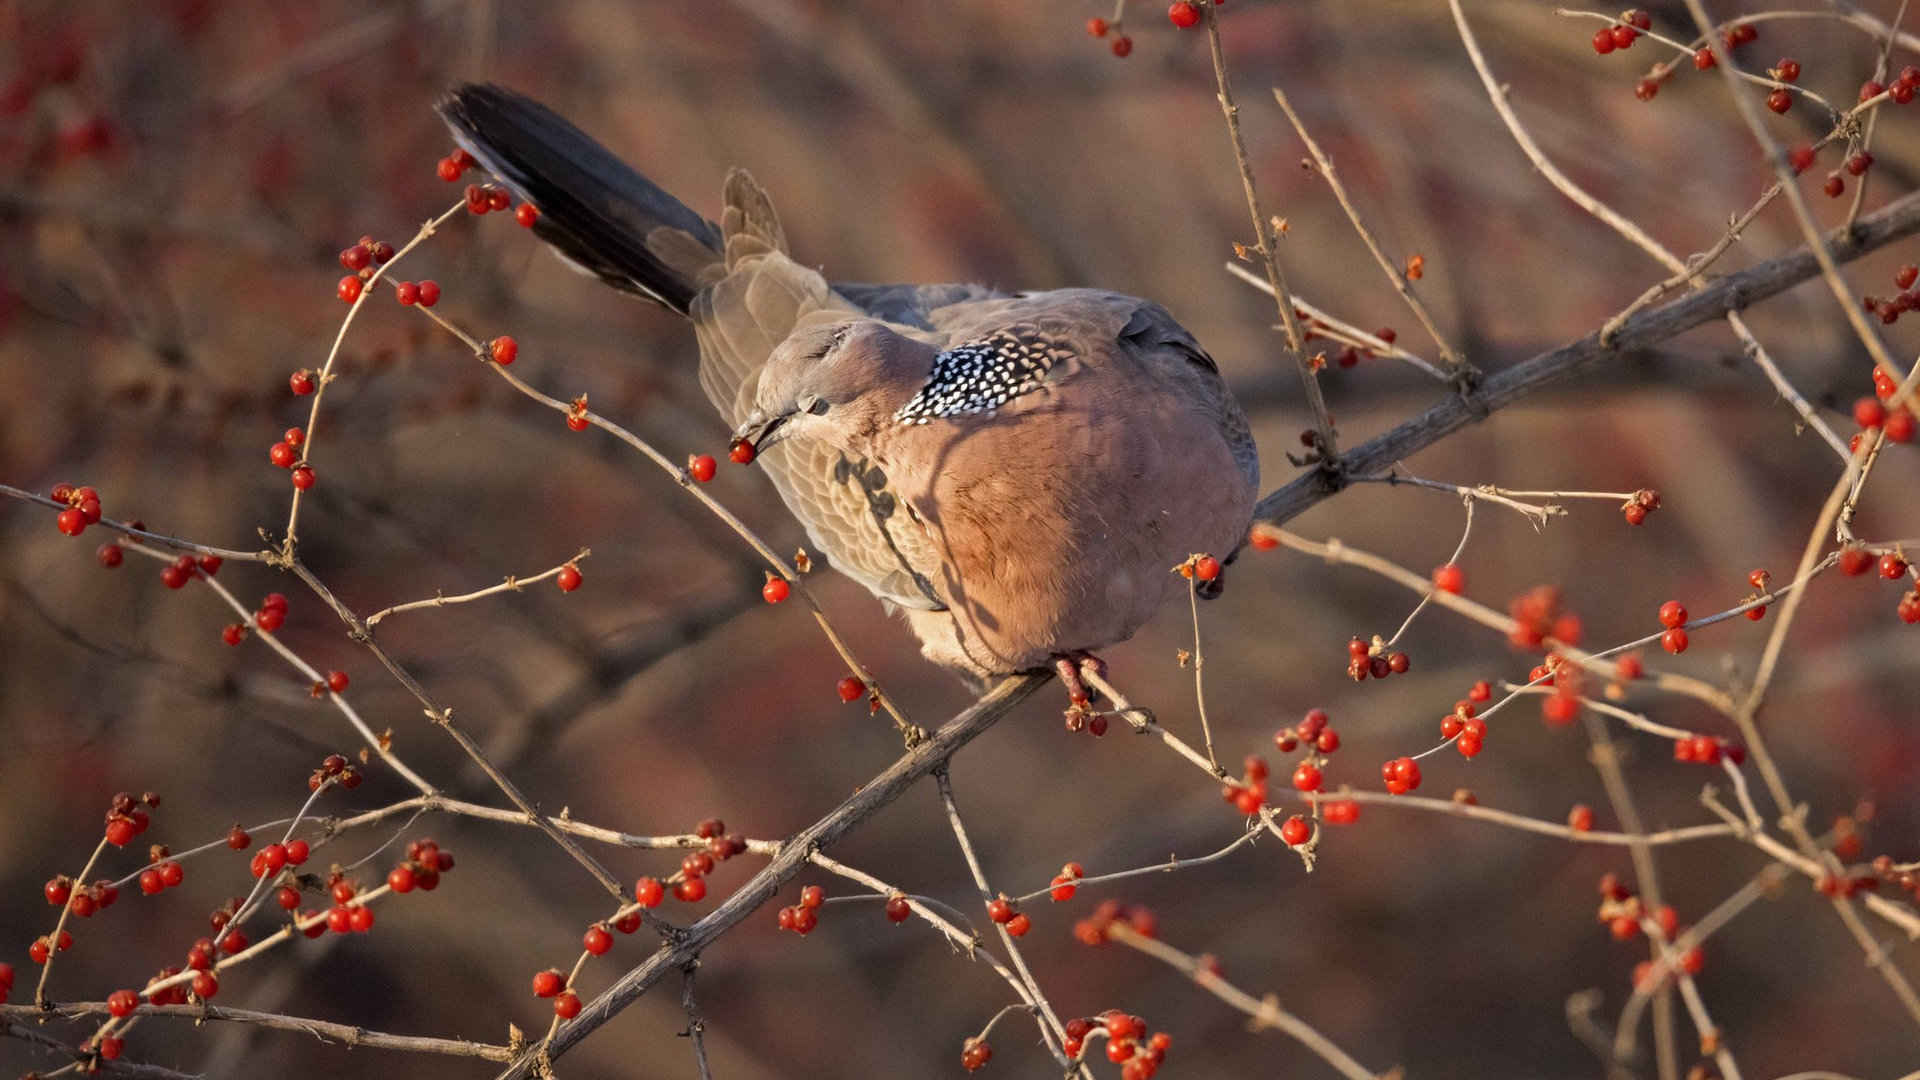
436 84 722 315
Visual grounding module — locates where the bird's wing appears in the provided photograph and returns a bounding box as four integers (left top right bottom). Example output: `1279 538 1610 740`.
689 173 949 610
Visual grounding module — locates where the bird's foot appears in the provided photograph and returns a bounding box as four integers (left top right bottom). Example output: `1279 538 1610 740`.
1074 657 1155 733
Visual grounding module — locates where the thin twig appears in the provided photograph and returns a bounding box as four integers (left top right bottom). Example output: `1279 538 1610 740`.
1201 3 1339 464
2 1003 511 1061
365 549 591 626
1270 86 1466 374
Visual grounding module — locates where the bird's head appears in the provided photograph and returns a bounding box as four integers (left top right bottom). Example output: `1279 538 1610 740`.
731 319 922 456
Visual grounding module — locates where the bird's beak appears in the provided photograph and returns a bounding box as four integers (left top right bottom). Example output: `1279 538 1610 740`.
731 409 793 455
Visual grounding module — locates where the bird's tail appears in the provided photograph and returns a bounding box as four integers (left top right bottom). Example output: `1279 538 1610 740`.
436 83 725 315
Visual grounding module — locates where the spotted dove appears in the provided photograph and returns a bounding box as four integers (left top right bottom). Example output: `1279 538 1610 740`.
439 85 1260 681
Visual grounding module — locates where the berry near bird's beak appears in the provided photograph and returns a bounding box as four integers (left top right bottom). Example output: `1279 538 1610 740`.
730 409 793 462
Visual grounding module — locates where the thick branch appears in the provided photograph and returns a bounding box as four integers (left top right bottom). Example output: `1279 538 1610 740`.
1253 189 1920 526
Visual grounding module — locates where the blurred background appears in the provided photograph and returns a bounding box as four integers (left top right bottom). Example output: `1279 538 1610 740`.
3 0 1919 1077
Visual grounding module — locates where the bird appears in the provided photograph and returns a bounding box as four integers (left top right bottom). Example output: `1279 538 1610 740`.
438 84 1260 694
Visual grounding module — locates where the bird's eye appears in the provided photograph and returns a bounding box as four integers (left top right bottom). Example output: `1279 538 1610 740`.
803 395 830 416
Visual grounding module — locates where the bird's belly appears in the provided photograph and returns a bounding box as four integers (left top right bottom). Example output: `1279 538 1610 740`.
891 394 1254 675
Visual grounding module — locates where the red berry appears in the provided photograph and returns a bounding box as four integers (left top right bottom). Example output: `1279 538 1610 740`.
1892 80 1914 104
1824 175 1845 198
99 1037 123 1060
799 885 825 909
1382 756 1421 794
1568 804 1595 832
387 865 416 893
1291 762 1323 793
45 877 71 906
228 826 251 850
532 969 564 997
987 898 1014 923
96 542 124 568
289 370 315 395
1856 396 1888 428
1192 554 1220 581
1767 88 1792 113
674 876 707 902
550 563 582 593
1111 35 1133 57
515 203 539 228
1592 28 1616 54
340 245 370 271
583 924 613 955
1775 57 1800 82
837 675 866 702
1694 47 1715 69
1006 912 1032 937
1611 25 1638 49
1661 627 1689 654
762 577 791 604
1087 16 1109 35
108 989 139 1017
1280 815 1310 845
255 606 285 631
1841 546 1874 575
1882 552 1909 579
635 877 664 907
1168 1 1200 28
728 438 756 465
436 156 461 182
325 670 349 693
489 336 518 365
290 466 315 491
337 275 363 303
688 454 717 483
1623 502 1647 525
105 817 136 847
1788 145 1814 174
1888 409 1916 443
1863 80 1887 101
56 506 88 536
1432 563 1465 594
1848 152 1875 176
886 894 912 922
1658 600 1687 628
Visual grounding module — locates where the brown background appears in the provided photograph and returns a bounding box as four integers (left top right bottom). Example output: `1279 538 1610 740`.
3 1 1919 1077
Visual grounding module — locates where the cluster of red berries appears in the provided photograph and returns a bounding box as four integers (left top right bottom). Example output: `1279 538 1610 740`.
1344 634 1410 682
1837 541 1915 623
248 834 312 879
985 894 1034 937
391 279 442 308
1671 732 1744 765
1620 488 1661 525
776 884 828 935
336 235 395 304
1848 364 1916 441
253 591 290 633
159 551 220 590
304 750 361 792
46 874 117 919
26 928 73 964
47 482 104 537
386 836 455 896
1330 327 1399 369
1073 899 1158 947
1508 585 1582 650
1596 874 1707 980
1656 598 1690 654
1863 853 1920 902
267 424 315 491
438 148 540 226
1862 65 1920 113
1589 9 1651 55
530 968 580 1019
1061 1011 1173 1077
101 789 157 847
1380 755 1422 794
138 848 186 897
1222 752 1277 815
1529 655 1583 727
1440 698 1491 755
1280 708 1341 793
1740 568 1772 620
1084 15 1132 58
1048 861 1087 902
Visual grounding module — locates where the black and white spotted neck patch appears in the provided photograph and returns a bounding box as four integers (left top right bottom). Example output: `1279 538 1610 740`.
893 331 1073 425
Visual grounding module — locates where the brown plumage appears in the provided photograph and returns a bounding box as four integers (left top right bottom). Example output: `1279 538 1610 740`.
440 85 1258 680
